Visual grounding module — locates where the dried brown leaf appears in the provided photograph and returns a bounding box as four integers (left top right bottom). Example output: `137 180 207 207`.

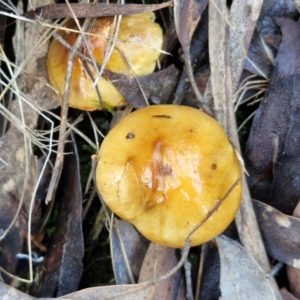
110 219 149 284
245 18 300 215
253 200 300 268
59 239 190 300
110 65 180 108
228 1 264 91
174 0 207 49
17 0 60 111
244 30 274 78
138 243 185 300
24 2 173 20
208 0 263 127
216 235 277 300
174 11 209 109
174 0 208 105
258 0 298 35
60 282 157 300
33 134 83 297
0 100 38 282
0 280 156 300
197 243 220 300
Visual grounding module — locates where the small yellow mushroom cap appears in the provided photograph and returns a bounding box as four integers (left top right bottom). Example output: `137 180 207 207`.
96 105 242 248
46 12 163 111
90 12 163 76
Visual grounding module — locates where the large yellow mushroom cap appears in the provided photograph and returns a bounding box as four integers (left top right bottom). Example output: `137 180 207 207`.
96 105 242 248
46 12 163 111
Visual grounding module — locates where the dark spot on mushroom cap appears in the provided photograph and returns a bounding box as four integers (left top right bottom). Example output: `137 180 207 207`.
126 132 135 139
211 163 217 170
152 115 171 118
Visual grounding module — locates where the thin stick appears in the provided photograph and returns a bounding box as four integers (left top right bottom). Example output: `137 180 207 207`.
195 243 206 300
184 257 194 300
188 177 241 240
114 219 136 284
45 3 90 204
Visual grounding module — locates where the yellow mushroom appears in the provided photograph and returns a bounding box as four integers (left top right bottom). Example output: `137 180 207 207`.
96 105 242 248
46 12 163 111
